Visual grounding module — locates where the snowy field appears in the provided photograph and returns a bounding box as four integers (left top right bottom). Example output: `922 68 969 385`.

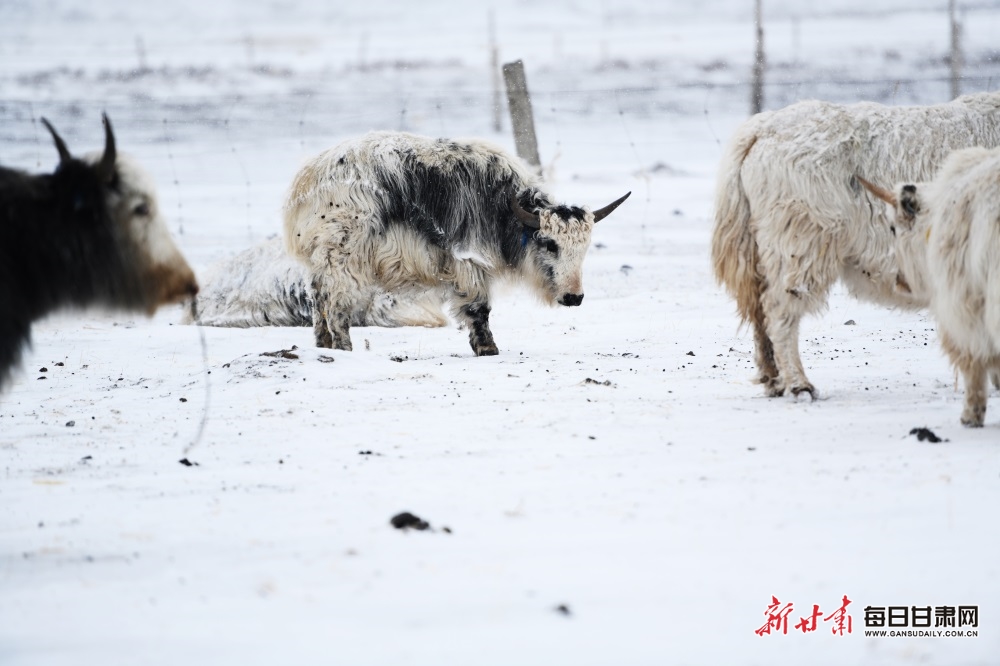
2 1 1000 664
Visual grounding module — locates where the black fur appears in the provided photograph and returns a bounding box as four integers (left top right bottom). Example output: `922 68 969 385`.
0 149 143 388
369 140 555 269
460 300 498 356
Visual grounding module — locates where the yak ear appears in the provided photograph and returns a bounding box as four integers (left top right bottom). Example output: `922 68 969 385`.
511 194 541 230
97 113 117 184
40 118 72 165
592 191 631 223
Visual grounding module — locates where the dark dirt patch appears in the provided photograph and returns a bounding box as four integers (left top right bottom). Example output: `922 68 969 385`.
390 511 429 530
909 427 946 443
178 458 200 467
584 378 613 386
390 355 409 363
261 346 299 360
317 355 335 363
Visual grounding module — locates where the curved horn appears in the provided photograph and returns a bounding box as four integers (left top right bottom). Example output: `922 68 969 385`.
40 118 72 164
511 194 541 230
97 113 117 183
592 191 631 223
856 176 897 207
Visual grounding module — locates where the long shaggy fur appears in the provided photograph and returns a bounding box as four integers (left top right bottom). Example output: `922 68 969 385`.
284 131 625 356
188 238 448 328
711 92 1000 398
880 147 1000 426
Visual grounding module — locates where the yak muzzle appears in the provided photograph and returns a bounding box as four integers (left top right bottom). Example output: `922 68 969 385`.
559 293 584 307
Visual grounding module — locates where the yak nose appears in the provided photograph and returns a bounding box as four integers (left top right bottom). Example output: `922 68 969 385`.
559 293 584 307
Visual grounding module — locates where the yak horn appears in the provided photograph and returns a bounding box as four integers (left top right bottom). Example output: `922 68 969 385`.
856 176 897 207
511 194 541 230
592 191 631 223
40 118 72 164
97 113 117 183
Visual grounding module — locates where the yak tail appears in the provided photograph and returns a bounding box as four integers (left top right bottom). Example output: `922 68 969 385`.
711 121 764 329
186 238 448 329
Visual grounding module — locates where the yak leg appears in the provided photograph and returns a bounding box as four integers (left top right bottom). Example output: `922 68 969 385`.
311 274 334 348
760 285 818 400
311 271 357 351
940 333 988 427
450 291 498 356
753 321 780 393
748 274 780 391
959 360 988 428
955 352 988 428
757 207 838 400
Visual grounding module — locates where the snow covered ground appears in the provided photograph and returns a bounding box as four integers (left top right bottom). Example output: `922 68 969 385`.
2 1 999 664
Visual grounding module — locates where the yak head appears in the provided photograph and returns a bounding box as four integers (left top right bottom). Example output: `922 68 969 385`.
42 114 198 313
856 175 924 234
511 191 630 307
856 174 933 300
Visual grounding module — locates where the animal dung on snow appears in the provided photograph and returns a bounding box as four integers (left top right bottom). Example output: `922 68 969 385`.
390 511 430 531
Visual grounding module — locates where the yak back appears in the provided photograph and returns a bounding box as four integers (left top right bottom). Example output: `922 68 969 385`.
361 134 552 269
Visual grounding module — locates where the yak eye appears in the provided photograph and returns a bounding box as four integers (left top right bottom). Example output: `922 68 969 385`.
540 239 559 254
133 202 150 217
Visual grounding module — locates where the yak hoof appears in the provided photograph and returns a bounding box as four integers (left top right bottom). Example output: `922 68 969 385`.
762 379 784 398
474 345 499 357
961 408 985 428
791 384 817 401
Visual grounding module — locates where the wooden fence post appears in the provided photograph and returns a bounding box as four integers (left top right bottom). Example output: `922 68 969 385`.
490 11 503 133
949 0 963 99
751 0 765 115
502 60 541 170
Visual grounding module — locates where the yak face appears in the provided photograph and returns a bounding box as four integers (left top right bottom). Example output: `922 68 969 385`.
93 153 199 313
896 184 923 230
514 192 630 307
528 206 594 306
42 115 197 314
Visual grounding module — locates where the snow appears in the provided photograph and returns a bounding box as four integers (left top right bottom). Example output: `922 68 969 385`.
2 1 999 664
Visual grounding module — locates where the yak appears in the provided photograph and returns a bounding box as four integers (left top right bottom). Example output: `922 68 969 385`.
284 131 629 356
0 114 198 388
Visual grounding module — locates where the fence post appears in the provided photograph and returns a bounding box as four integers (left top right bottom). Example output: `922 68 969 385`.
949 0 963 99
490 11 503 133
502 59 541 170
751 0 765 115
